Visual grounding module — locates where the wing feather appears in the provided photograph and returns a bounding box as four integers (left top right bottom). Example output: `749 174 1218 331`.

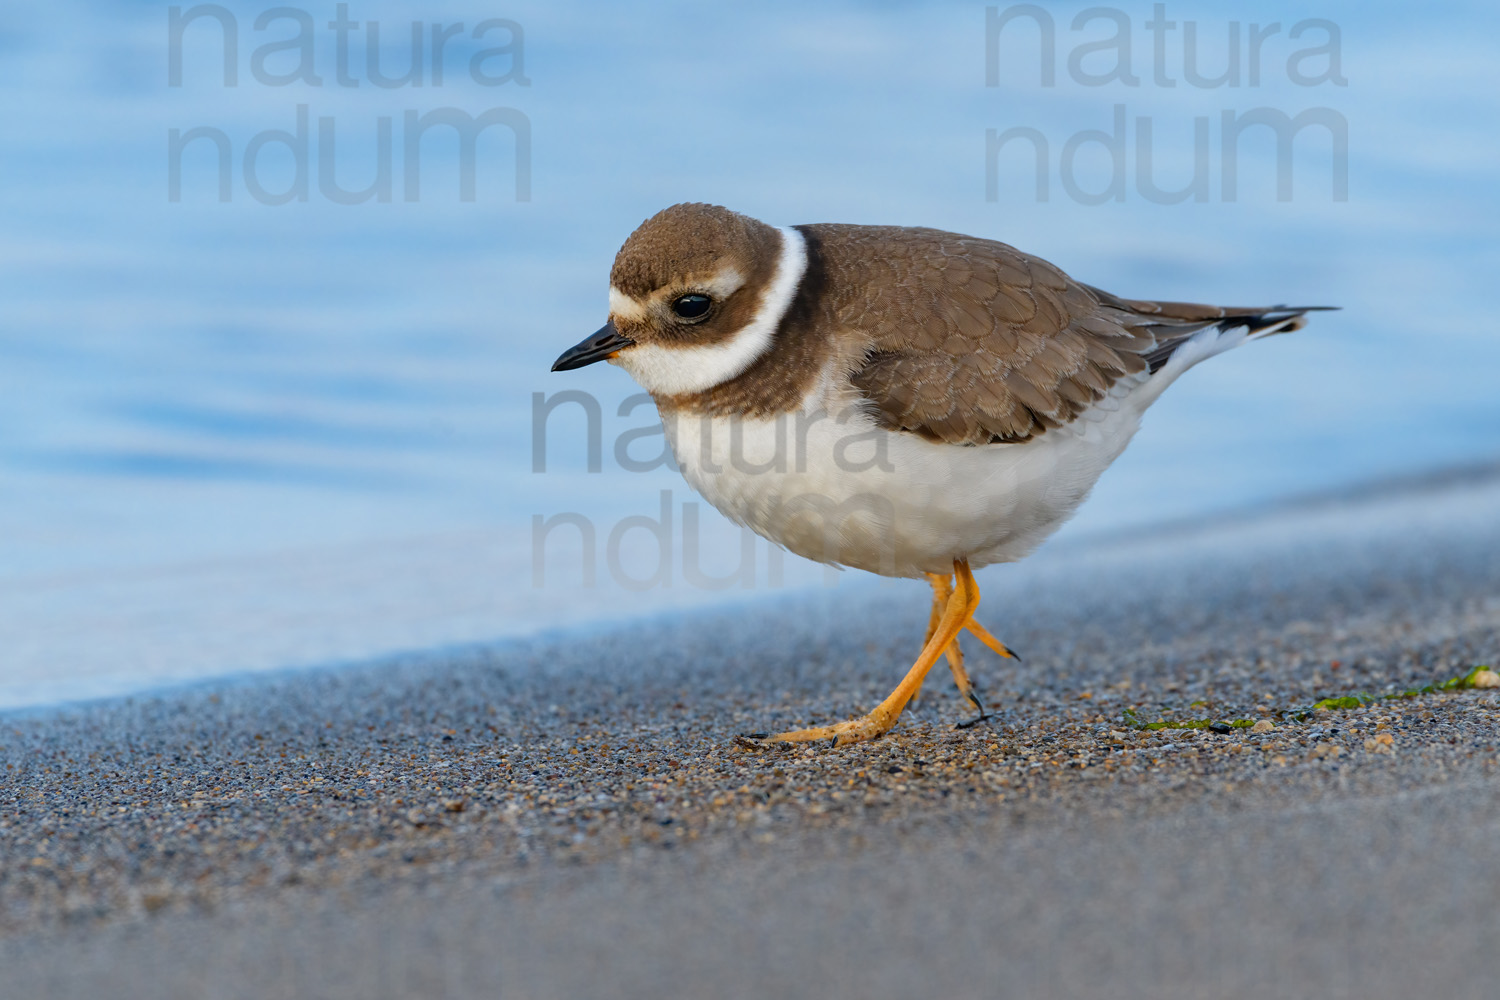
805 224 1318 445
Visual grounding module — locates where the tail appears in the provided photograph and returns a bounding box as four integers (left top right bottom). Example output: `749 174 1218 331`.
1139 304 1338 373
1080 285 1337 374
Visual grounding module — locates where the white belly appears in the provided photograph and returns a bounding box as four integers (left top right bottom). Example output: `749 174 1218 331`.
664 373 1154 578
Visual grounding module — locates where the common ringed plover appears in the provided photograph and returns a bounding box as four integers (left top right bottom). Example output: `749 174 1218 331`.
553 203 1331 748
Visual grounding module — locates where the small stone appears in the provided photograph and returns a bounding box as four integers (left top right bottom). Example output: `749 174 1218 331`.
1471 669 1500 689
1309 742 1342 760
1108 730 1130 741
1365 733 1395 755
443 799 465 813
405 809 428 825
1251 720 1275 734
1208 722 1232 734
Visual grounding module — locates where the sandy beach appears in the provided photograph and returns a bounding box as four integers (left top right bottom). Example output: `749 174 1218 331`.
3 468 1499 999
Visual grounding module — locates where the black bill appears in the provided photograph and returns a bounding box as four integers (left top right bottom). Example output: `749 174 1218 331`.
551 321 635 371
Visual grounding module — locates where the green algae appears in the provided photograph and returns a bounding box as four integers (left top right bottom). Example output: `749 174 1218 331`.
1295 666 1495 719
1119 667 1494 729
1119 706 1255 732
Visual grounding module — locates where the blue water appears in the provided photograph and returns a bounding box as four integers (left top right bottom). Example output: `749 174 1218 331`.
2 0 1497 707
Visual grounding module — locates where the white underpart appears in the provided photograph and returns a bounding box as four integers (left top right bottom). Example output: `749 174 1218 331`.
610 228 808 397
664 320 1287 577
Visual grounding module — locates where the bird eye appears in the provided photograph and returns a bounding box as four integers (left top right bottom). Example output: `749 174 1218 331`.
671 294 712 320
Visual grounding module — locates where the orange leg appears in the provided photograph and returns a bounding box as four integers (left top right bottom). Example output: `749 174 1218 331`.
909 572 994 718
738 560 1019 749
908 572 955 707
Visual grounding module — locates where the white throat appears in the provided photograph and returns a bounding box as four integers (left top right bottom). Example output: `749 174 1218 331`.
611 227 807 397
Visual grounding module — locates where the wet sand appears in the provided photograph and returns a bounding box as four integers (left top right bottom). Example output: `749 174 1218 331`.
3 470 1499 999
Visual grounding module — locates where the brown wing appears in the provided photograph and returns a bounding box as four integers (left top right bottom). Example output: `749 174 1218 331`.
809 225 1301 445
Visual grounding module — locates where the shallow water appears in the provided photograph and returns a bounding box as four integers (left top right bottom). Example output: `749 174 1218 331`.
2 1 1497 707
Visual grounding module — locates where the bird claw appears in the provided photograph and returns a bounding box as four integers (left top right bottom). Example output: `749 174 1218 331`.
734 733 798 752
